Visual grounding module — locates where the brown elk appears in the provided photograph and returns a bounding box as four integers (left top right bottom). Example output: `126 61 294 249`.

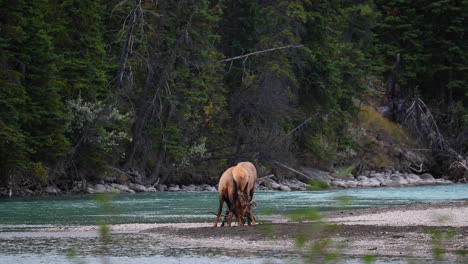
237 161 257 225
213 162 257 227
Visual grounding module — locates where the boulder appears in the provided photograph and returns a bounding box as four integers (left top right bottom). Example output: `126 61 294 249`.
279 185 291 191
390 175 403 181
357 175 369 181
114 184 132 193
203 186 217 192
263 179 281 190
168 185 181 192
93 184 107 193
406 174 422 184
129 183 148 192
365 179 381 187
281 179 309 190
44 186 60 195
181 184 197 192
156 184 167 192
373 176 387 184
420 173 435 181
435 179 450 184
332 180 348 188
345 180 357 188
146 186 158 192
383 179 402 187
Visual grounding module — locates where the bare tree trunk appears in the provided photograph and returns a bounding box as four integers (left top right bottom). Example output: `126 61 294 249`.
147 102 175 184
115 0 140 90
388 53 400 121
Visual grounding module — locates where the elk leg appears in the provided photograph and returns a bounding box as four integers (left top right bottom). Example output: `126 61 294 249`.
220 209 229 227
237 211 244 226
213 195 224 227
227 211 235 227
247 207 256 225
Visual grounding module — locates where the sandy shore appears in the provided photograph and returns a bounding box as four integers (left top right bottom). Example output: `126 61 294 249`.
31 201 468 260
137 201 468 259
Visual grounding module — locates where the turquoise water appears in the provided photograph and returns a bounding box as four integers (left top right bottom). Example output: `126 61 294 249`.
1 184 468 226
1 184 468 264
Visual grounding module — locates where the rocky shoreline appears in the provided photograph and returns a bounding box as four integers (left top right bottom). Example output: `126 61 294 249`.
0 167 456 197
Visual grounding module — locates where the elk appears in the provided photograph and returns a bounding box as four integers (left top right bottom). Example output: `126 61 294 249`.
237 161 257 225
213 162 257 227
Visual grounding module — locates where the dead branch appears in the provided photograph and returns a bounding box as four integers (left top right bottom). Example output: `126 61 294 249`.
277 114 318 143
220 44 305 62
272 160 314 181
408 162 424 173
256 174 275 182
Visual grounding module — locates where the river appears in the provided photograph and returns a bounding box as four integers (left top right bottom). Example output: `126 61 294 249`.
1 184 468 263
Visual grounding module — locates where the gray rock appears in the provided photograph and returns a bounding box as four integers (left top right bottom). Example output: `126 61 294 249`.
390 175 403 181
369 172 384 178
367 179 382 187
332 180 347 188
129 183 148 192
399 179 409 185
357 176 369 181
357 180 379 187
283 179 310 190
406 174 422 184
420 173 435 181
435 179 450 184
146 186 158 192
168 185 181 192
114 184 132 193
94 184 107 193
203 186 217 192
181 184 196 192
263 179 281 190
374 176 387 184
279 185 291 191
156 184 167 192
345 180 357 188
44 186 60 195
383 179 402 187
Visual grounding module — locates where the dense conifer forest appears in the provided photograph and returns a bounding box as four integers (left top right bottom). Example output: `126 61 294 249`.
0 0 466 192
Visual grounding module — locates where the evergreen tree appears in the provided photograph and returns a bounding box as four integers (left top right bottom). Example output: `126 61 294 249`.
0 0 70 185
47 0 109 101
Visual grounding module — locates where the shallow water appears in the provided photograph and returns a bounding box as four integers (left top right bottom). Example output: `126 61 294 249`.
1 184 467 226
1 184 468 263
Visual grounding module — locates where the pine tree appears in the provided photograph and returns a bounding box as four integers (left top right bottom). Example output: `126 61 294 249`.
47 0 109 101
0 0 70 185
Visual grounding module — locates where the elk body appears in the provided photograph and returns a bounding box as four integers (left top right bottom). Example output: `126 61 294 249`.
213 162 257 227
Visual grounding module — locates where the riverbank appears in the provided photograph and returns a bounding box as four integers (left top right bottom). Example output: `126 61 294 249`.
24 200 468 261
0 167 457 197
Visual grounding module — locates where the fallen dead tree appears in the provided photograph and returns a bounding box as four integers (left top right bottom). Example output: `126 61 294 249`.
398 96 467 182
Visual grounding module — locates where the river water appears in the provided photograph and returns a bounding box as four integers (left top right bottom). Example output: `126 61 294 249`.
1 184 468 263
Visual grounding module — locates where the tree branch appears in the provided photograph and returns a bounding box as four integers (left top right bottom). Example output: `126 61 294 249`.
220 44 306 62
272 160 314 181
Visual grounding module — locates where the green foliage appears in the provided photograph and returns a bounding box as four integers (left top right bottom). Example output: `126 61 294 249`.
1 0 465 187
424 226 457 261
0 0 70 183
47 0 109 100
373 0 467 105
362 255 377 263
289 208 322 222
309 179 329 190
